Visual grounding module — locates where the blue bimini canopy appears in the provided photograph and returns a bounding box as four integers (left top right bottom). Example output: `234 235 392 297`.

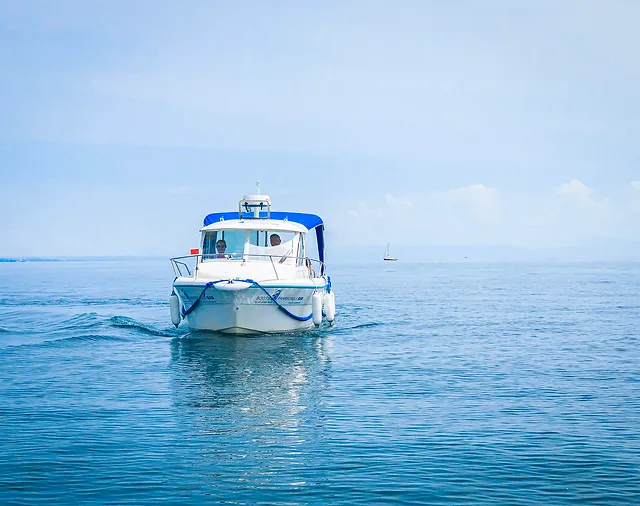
203 211 323 230
202 211 326 266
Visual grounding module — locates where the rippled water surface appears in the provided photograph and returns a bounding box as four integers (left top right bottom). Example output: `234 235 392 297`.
1 259 639 504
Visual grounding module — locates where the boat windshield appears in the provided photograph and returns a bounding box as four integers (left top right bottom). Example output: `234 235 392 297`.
201 230 301 263
202 230 246 260
246 230 299 263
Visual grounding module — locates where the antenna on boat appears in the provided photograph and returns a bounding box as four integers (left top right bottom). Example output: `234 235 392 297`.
256 180 261 195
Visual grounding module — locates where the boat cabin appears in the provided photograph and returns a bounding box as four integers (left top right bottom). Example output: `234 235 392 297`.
194 194 326 274
199 220 308 266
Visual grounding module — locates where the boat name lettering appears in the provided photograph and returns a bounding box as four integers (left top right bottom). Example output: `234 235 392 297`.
255 295 304 302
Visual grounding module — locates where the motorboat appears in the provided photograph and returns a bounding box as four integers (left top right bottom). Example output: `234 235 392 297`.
383 243 397 261
169 186 335 334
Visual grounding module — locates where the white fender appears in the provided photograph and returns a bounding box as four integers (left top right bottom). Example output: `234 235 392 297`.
170 292 181 327
312 292 323 325
213 280 253 291
324 291 335 323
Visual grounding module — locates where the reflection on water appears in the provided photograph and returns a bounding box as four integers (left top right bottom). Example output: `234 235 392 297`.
169 331 332 434
168 333 334 499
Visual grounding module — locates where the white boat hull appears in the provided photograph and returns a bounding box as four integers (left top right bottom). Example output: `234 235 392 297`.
173 282 326 334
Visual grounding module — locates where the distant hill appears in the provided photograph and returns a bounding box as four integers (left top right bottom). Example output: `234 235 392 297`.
0 256 166 263
0 257 62 263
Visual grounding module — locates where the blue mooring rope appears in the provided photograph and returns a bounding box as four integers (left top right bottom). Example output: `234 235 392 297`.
243 278 314 322
180 280 215 317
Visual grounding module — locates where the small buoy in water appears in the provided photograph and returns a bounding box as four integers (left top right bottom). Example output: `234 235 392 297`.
312 292 323 325
324 291 335 323
170 291 181 327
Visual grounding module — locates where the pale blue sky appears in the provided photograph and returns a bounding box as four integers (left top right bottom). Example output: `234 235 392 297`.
1 1 639 260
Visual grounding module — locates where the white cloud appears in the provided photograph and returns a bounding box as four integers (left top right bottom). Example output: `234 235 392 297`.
336 179 640 252
437 184 500 223
341 185 503 247
544 178 621 247
555 179 593 199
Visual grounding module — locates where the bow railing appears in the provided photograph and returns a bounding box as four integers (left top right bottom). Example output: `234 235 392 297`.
170 254 325 279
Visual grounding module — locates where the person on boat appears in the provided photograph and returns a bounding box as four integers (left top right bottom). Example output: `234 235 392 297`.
215 239 227 258
270 234 281 246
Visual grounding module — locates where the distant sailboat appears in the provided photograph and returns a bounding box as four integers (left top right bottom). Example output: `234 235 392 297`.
383 243 397 261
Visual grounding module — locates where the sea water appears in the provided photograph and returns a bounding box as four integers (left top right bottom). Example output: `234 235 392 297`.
0 259 639 504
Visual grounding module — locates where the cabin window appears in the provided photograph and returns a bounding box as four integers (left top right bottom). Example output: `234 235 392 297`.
202 230 246 260
202 233 217 259
305 229 319 261
245 231 298 262
250 230 269 247
248 231 296 248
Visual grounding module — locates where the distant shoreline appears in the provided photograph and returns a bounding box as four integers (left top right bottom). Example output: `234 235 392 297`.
0 256 167 263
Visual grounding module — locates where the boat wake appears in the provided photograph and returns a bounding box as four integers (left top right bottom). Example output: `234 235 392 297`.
0 296 164 307
40 333 130 347
1 312 181 349
109 315 179 338
3 332 130 350
350 321 384 330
